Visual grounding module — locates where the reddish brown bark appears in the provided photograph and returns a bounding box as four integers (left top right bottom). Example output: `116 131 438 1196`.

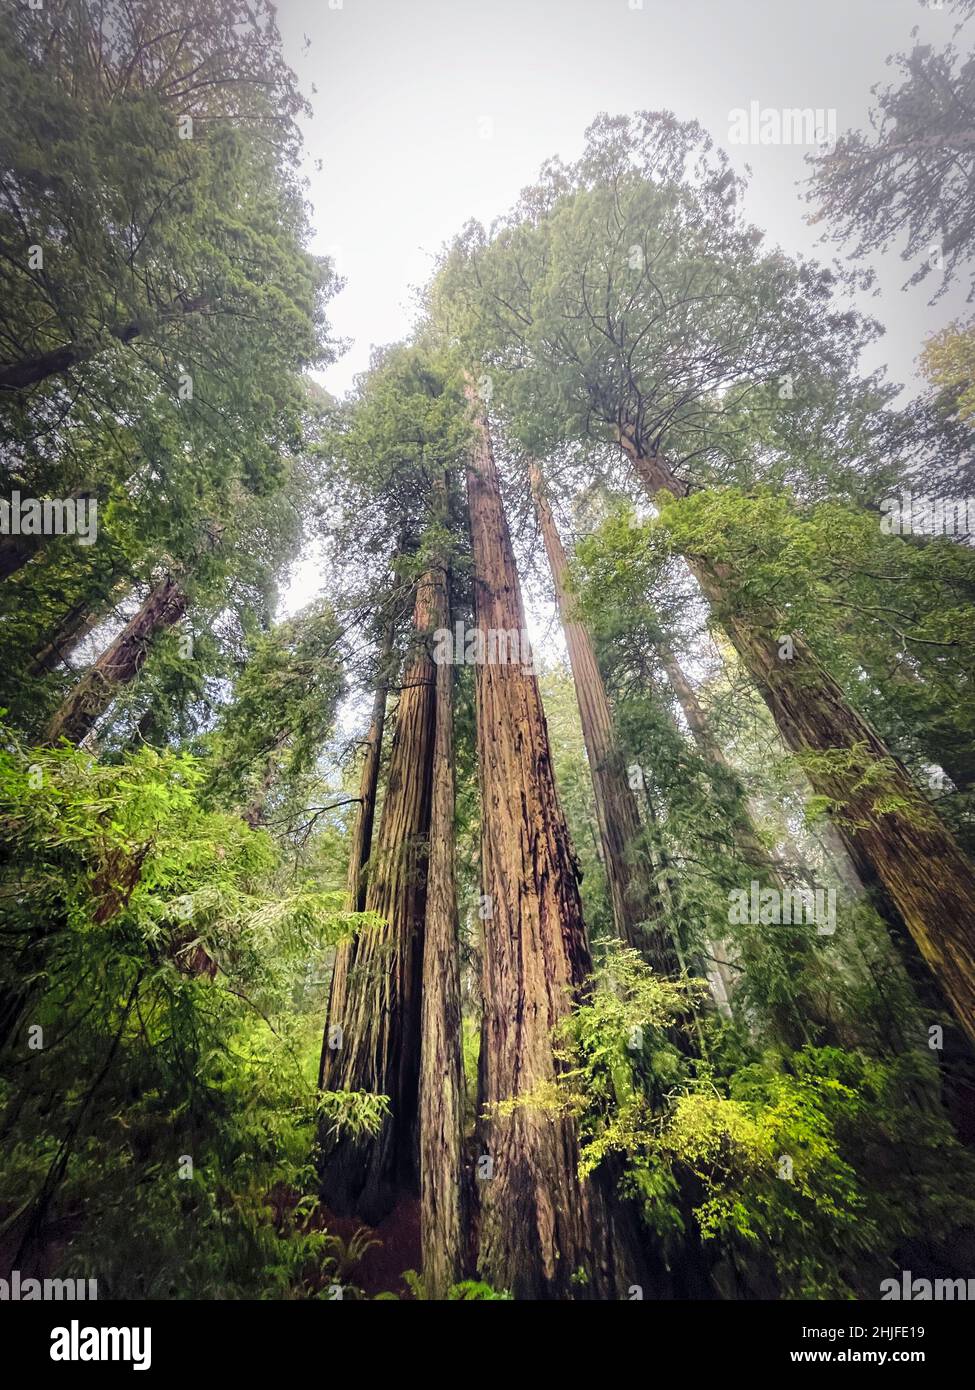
467 388 644 1299
29 578 130 676
620 426 975 1053
316 624 394 1102
419 543 466 1296
44 573 187 745
528 459 677 975
318 578 436 1223
345 622 396 916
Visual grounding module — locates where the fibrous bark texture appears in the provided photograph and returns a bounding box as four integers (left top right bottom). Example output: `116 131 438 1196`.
318 579 436 1223
468 389 645 1298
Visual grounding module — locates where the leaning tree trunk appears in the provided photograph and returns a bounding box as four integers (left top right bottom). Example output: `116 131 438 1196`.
318 578 436 1224
29 575 131 676
419 530 466 1297
656 640 844 1043
0 297 210 393
528 458 677 975
44 573 187 745
467 387 646 1299
619 426 975 1058
656 642 781 883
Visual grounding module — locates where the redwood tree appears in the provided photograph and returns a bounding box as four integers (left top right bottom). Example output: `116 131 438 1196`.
435 113 975 1057
419 518 466 1295
528 457 676 976
466 386 643 1298
621 430 975 1054
44 573 187 745
316 619 392 1087
317 576 436 1223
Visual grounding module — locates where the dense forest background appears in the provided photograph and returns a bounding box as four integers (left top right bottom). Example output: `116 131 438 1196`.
2 0 975 1302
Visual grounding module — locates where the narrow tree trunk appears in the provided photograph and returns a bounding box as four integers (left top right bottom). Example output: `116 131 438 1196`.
815 819 866 898
656 642 802 1030
620 427 975 1053
29 577 131 676
528 459 677 975
241 736 289 829
347 622 396 917
657 642 781 883
318 579 436 1223
44 573 187 745
468 388 645 1299
419 533 466 1296
317 622 394 1096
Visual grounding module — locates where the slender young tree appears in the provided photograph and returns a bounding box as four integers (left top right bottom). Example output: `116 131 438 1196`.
528 457 676 974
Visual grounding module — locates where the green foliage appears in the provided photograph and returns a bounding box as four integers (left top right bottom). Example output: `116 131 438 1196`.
0 728 366 1297
399 1270 512 1301
550 944 975 1298
316 1091 391 1143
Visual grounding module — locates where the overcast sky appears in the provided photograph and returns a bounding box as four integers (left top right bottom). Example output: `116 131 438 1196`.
273 0 967 622
274 0 966 399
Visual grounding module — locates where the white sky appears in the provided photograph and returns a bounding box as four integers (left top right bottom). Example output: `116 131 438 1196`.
274 0 969 615
276 0 966 394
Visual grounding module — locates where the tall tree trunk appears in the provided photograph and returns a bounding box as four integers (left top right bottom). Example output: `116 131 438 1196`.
318 579 436 1223
815 818 866 898
44 573 187 745
656 641 832 1040
317 620 395 1098
347 621 396 917
528 458 677 975
468 388 645 1299
619 426 975 1056
657 642 781 885
28 576 131 676
241 732 291 829
655 645 742 1013
419 531 466 1297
